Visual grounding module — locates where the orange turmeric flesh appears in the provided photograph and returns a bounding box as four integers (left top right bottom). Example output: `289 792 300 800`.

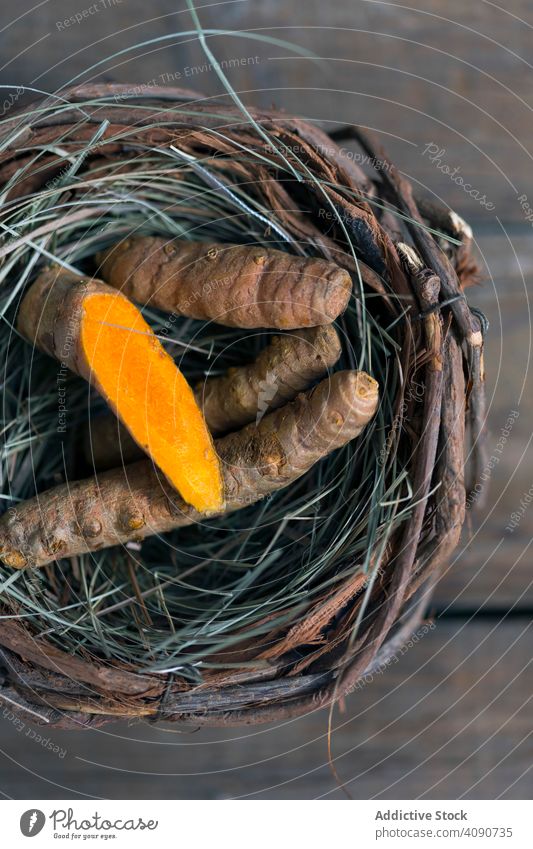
81 292 223 513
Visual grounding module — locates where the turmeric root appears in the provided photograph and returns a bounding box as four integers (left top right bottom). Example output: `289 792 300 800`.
17 268 223 513
0 370 379 568
96 237 352 329
198 324 343 433
84 324 342 469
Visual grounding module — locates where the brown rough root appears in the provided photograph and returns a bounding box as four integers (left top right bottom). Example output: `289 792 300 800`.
0 371 378 569
84 324 343 469
197 324 343 432
96 237 353 329
17 266 113 380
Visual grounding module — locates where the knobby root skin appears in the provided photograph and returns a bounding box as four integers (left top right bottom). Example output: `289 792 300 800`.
0 370 379 568
84 325 343 469
218 369 378 500
17 268 223 514
97 237 352 329
198 324 343 433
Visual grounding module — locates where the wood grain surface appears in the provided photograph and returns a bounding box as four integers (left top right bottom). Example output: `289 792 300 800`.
1 0 532 223
0 0 531 800
0 621 530 799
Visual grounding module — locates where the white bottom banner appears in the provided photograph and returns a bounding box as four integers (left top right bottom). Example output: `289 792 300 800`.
2 800 530 848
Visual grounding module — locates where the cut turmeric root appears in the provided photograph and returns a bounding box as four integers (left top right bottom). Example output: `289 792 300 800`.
84 324 343 469
17 268 223 513
0 370 379 568
97 237 353 329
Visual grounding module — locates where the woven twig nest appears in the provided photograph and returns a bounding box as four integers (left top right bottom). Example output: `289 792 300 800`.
0 85 486 728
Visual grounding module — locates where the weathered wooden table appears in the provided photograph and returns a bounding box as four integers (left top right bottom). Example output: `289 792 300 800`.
0 0 531 799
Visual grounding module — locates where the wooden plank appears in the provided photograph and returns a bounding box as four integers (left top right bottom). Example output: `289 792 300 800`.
0 621 531 798
433 228 533 609
1 1 532 221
